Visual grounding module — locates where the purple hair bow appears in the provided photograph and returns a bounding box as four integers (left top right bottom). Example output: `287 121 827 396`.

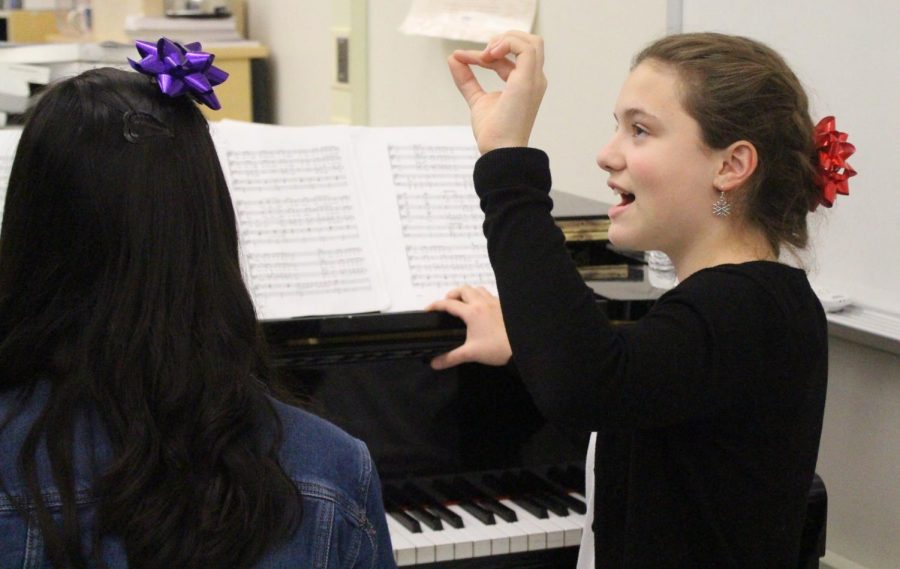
128 38 229 110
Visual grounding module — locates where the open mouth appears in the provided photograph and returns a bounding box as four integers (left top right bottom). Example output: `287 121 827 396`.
615 189 635 205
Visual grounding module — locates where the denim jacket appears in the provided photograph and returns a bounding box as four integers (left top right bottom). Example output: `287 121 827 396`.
0 382 397 569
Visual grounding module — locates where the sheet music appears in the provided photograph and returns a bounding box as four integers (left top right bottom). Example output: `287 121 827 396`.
212 122 390 319
355 127 496 311
400 0 538 42
0 128 22 230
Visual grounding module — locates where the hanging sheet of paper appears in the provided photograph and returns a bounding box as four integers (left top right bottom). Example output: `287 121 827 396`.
400 0 537 43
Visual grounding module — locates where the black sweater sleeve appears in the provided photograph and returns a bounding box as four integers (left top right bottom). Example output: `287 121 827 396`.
475 148 797 436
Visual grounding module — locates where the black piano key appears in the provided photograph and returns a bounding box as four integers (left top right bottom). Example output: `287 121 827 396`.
431 479 497 525
568 494 588 514
383 484 443 531
407 506 443 531
432 477 500 526
481 498 519 523
452 476 518 523
460 502 496 525
529 470 587 515
481 473 548 519
388 510 421 534
402 482 464 529
544 485 587 515
517 488 570 517
425 496 465 529
517 470 580 516
454 476 518 523
501 471 570 517
511 496 549 519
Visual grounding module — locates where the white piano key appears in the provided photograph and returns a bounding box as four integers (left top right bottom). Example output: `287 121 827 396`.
447 504 510 556
498 499 547 551
491 513 530 553
417 522 456 562
547 509 583 546
500 498 566 549
386 516 435 564
386 519 417 567
445 505 492 558
467 499 546 552
432 519 476 560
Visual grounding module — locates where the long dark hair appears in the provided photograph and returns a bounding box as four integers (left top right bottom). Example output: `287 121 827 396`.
0 68 300 568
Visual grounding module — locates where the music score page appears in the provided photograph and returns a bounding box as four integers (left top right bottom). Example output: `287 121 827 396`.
212 121 495 319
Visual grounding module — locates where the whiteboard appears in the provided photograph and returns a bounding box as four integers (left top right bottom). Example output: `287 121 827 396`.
682 0 900 313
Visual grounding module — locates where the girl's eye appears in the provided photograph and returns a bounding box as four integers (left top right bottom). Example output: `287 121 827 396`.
632 123 648 137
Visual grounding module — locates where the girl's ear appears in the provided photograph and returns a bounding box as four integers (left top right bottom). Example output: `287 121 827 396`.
714 140 758 192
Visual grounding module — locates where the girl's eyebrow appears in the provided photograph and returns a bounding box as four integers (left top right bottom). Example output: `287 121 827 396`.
613 108 659 122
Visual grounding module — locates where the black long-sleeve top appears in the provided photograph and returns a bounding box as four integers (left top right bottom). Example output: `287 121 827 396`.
474 148 828 568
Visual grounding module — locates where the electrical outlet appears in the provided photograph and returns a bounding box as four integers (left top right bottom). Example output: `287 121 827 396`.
336 36 349 84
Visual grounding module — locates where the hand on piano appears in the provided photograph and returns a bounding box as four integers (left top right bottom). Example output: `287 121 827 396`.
426 286 512 370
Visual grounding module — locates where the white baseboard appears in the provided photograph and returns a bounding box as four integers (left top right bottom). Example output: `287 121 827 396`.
821 551 872 569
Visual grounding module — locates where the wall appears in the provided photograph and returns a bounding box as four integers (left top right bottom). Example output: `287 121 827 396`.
246 0 333 126
818 340 900 569
246 2 899 567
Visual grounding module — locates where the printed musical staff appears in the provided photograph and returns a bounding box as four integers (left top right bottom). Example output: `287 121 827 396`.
226 147 347 192
406 244 496 289
217 130 385 319
386 142 496 295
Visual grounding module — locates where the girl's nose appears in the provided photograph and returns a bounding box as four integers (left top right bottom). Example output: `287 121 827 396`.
596 135 623 172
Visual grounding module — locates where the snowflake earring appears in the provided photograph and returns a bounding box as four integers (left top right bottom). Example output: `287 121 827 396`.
713 189 731 217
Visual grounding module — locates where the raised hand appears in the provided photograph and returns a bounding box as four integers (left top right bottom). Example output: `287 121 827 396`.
447 31 547 154
426 285 512 370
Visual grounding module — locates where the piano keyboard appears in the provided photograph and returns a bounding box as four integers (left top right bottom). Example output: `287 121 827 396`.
384 465 586 567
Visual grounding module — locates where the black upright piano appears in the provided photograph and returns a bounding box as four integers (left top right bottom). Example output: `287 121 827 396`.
261 192 827 568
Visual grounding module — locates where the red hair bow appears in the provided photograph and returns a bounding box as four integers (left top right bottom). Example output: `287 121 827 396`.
813 116 856 209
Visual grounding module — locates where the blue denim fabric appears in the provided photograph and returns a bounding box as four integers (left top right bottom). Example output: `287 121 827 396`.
0 383 397 569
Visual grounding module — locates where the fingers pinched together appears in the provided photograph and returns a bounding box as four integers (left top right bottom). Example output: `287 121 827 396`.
447 31 547 154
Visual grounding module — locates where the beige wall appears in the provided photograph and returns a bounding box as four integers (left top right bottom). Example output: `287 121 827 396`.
246 0 333 126
817 339 900 569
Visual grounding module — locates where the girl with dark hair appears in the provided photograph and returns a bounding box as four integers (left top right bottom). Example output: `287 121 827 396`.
0 52 394 568
429 31 855 567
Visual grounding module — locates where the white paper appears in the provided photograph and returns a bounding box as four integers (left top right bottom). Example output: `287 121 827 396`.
0 127 22 226
212 121 391 320
212 121 495 319
353 126 496 311
400 0 537 43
